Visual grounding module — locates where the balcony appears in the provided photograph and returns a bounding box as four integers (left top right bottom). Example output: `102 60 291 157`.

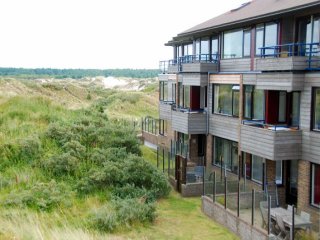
240 120 302 161
159 101 173 121
171 108 207 134
158 73 176 82
159 54 219 74
256 42 320 71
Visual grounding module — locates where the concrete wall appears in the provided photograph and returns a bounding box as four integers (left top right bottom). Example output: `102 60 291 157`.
202 196 270 240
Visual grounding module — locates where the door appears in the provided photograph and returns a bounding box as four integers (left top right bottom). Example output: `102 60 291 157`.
286 160 298 205
175 155 186 192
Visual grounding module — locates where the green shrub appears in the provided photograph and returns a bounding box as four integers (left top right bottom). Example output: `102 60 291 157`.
89 199 156 232
62 140 86 160
0 136 41 165
42 152 79 176
3 180 72 211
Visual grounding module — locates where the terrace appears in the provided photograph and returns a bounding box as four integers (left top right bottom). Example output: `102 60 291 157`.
256 42 320 71
159 54 219 74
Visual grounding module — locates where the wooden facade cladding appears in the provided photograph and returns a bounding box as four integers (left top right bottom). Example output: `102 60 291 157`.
255 56 310 71
240 125 302 161
243 73 305 91
178 73 208 86
181 62 218 73
209 115 240 142
220 58 251 72
158 74 176 81
300 73 320 165
210 74 241 84
168 65 179 73
171 111 207 134
159 102 172 121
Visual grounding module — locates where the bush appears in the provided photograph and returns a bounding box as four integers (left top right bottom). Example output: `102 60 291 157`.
89 198 156 232
3 180 72 211
0 136 41 165
42 152 79 176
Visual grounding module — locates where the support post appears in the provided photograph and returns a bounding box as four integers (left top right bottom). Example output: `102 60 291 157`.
224 176 227 209
291 205 295 240
237 181 240 217
156 147 159 168
168 151 170 176
251 189 255 226
162 148 165 173
268 195 271 235
213 171 216 203
202 161 205 196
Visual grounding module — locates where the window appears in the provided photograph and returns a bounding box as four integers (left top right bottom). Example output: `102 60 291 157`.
159 119 167 136
243 86 265 120
255 22 278 56
292 92 300 127
298 16 320 56
178 83 190 109
223 28 251 59
251 155 264 183
243 29 251 57
183 43 193 56
213 137 238 174
278 91 286 122
275 161 283 185
213 84 239 116
311 163 320 208
211 37 219 55
201 38 210 60
312 88 320 131
172 83 176 104
159 81 168 101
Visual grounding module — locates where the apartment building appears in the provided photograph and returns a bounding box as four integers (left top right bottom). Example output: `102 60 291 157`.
143 0 319 238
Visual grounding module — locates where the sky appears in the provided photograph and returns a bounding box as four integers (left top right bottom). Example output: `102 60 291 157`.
0 0 247 69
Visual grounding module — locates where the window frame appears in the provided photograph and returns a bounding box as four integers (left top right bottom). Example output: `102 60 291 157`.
311 163 320 208
255 21 279 56
311 87 320 132
212 84 240 117
222 28 252 59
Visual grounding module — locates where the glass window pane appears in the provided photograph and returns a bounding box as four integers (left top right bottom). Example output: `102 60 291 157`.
214 137 222 166
256 25 264 55
214 85 220 113
233 90 239 117
243 30 251 57
314 88 320 130
244 86 253 119
178 83 183 107
163 82 168 101
223 29 243 58
195 39 200 57
265 23 278 56
253 89 265 120
276 161 282 185
214 85 233 115
312 164 320 206
232 143 238 174
211 38 219 55
278 91 286 122
188 44 193 56
201 39 210 55
292 92 300 126
160 82 164 100
251 155 263 183
184 85 190 108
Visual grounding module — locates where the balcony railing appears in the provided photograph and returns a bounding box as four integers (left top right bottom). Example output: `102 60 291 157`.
259 42 320 70
242 120 299 131
159 54 219 73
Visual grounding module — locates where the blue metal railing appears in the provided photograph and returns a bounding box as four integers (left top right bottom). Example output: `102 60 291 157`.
159 54 219 73
259 42 320 70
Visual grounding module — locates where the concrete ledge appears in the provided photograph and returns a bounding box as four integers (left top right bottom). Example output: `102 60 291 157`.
181 182 203 197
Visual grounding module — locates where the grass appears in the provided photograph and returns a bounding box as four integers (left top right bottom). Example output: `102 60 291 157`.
0 78 239 240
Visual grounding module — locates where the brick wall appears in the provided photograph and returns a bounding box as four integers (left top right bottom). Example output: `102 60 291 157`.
297 160 320 233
